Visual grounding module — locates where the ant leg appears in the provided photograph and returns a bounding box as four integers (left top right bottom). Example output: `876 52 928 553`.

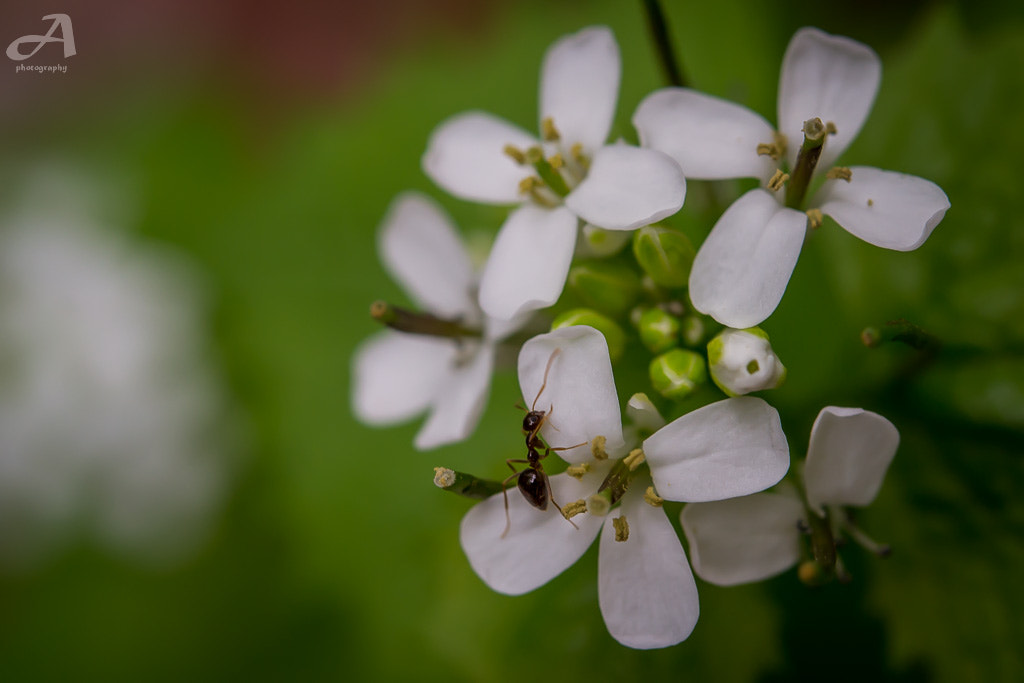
531 348 562 411
500 466 522 539
546 476 579 531
548 441 588 453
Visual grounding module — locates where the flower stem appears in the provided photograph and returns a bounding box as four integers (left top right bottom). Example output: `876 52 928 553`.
784 118 828 209
433 467 505 499
861 318 941 353
371 301 479 339
641 0 687 87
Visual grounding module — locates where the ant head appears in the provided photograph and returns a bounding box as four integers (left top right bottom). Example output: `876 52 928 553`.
522 410 544 435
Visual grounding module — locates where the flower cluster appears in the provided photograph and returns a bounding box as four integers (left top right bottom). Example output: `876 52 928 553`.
353 22 947 649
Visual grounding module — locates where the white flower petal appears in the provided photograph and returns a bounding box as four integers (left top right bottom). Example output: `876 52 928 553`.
777 27 881 170
379 192 476 319
815 166 950 251
598 478 699 648
633 88 776 180
688 189 807 328
478 205 577 321
564 145 686 231
518 326 625 461
422 111 538 204
681 493 804 586
483 308 533 343
540 26 620 155
643 397 790 502
351 331 456 424
459 469 606 595
414 343 494 450
804 407 899 515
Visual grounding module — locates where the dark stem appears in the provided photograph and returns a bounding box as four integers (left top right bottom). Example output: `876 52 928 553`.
370 301 479 339
642 0 687 87
784 120 828 209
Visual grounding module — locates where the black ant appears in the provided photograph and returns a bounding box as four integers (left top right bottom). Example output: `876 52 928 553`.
502 348 585 537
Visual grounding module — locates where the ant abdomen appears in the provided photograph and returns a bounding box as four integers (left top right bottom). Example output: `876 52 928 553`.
517 469 549 510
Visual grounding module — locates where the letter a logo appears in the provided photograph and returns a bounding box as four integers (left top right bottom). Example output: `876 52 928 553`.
7 14 77 61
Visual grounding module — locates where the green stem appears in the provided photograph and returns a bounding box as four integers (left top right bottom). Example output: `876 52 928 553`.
784 119 827 209
641 0 687 87
433 468 505 500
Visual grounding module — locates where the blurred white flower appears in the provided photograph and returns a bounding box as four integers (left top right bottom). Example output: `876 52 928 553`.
352 192 529 450
0 172 236 567
459 326 789 648
424 26 686 321
634 27 950 328
681 406 899 586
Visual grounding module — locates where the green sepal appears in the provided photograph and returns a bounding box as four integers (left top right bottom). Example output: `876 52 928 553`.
632 225 695 288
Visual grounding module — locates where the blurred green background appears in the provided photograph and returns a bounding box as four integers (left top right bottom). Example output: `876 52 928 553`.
1 0 1022 680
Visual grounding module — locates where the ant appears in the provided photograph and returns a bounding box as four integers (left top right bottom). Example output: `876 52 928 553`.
502 348 585 538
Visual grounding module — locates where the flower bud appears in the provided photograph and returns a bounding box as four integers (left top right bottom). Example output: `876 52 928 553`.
632 225 695 288
551 309 625 362
649 348 706 400
706 327 786 396
638 307 680 353
567 261 641 316
578 224 632 258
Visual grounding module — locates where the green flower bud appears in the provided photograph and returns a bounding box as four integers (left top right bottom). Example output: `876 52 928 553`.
707 327 786 396
638 307 680 353
552 309 626 362
680 315 706 347
579 224 632 258
632 225 695 289
649 349 707 400
567 261 641 316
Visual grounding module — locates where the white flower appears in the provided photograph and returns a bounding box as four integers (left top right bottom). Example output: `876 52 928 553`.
423 26 686 321
459 326 789 648
0 184 235 567
681 406 899 586
634 27 950 328
352 192 528 450
707 327 786 396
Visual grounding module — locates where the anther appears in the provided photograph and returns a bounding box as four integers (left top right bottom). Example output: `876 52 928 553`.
767 169 790 192
643 486 663 507
806 208 824 229
623 448 646 471
826 166 852 181
562 499 588 520
867 198 874 207
503 144 527 164
569 142 589 169
591 435 608 460
797 560 820 585
433 467 456 488
525 146 545 164
519 176 541 193
613 516 629 542
541 116 561 142
548 153 564 170
566 463 591 479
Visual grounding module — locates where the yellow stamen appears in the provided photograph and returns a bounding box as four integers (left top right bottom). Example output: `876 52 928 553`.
756 132 788 161
623 448 646 471
570 142 589 168
503 144 527 164
613 515 629 542
867 198 874 207
826 166 852 181
806 208 824 229
643 486 663 507
566 463 591 479
548 153 564 170
541 116 561 142
591 435 608 460
825 121 838 135
767 169 790 192
562 499 587 520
